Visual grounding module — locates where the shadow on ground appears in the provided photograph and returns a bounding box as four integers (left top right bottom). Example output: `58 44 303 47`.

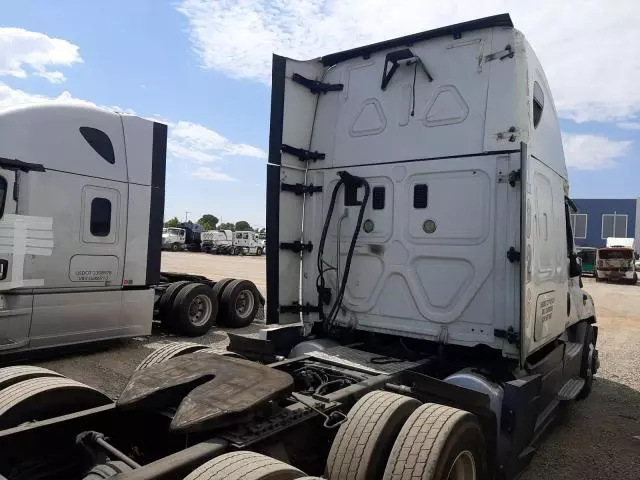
521 377 640 480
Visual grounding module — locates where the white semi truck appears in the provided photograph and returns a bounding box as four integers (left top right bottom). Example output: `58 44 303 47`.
0 14 598 480
0 104 262 353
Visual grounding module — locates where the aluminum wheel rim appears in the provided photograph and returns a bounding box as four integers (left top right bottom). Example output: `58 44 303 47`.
447 450 476 480
235 290 255 319
188 294 213 326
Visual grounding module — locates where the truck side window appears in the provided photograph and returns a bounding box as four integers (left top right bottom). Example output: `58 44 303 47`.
90 198 112 236
243 233 248 239
533 82 544 128
80 127 115 165
0 176 6 218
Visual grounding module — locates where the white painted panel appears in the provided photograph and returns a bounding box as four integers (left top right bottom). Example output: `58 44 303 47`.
310 29 495 170
121 115 154 185
123 184 150 285
301 154 516 348
0 104 127 182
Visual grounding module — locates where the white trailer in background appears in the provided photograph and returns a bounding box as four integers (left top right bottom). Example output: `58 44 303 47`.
0 14 599 480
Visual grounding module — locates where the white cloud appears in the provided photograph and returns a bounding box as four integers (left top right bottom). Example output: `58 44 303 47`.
192 166 236 181
562 134 632 170
177 0 640 123
0 28 82 83
167 120 266 164
617 122 640 131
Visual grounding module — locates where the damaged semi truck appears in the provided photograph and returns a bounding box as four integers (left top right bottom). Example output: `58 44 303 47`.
0 14 598 480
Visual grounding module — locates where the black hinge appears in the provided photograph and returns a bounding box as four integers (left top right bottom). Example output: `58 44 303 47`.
494 327 520 344
281 144 325 162
281 182 323 196
280 241 313 253
291 73 344 94
280 302 321 315
484 44 514 62
507 247 521 263
0 156 46 173
508 169 521 187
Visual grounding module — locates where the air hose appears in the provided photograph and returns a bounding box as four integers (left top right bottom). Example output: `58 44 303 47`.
316 171 370 330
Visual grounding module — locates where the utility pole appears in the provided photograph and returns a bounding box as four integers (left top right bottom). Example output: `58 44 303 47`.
184 211 190 222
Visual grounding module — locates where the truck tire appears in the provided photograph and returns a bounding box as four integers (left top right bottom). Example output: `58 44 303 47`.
218 279 260 328
212 278 235 302
326 391 420 480
83 461 132 479
171 283 218 336
183 451 305 480
0 377 111 430
0 366 65 390
135 342 211 371
383 404 487 480
171 243 181 252
578 323 596 400
159 281 191 322
256 247 263 256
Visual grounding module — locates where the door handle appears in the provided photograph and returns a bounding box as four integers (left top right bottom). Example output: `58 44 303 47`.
0 260 8 280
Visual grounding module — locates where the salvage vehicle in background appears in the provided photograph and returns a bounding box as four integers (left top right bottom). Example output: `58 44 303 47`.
596 237 637 284
0 14 599 480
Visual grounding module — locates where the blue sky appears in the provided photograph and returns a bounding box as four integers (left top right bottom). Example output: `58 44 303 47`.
1 1 639 228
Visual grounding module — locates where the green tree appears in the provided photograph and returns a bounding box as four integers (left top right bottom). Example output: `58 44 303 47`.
197 214 219 231
164 217 181 228
235 220 252 231
218 222 236 231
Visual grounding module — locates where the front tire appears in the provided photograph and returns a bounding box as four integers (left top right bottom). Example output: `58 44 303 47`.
383 404 487 480
171 243 181 252
578 323 597 400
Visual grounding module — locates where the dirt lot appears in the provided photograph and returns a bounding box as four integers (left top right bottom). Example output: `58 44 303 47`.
28 253 640 479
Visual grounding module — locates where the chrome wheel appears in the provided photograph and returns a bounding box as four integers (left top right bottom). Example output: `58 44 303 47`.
234 290 255 319
188 294 213 327
447 451 476 480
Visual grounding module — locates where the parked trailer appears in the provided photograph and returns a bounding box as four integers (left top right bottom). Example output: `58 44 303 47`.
0 14 599 480
0 104 261 355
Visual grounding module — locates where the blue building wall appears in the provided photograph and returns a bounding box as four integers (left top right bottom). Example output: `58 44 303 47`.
572 198 638 249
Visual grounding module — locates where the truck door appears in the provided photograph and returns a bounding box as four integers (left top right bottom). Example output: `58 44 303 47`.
520 146 570 364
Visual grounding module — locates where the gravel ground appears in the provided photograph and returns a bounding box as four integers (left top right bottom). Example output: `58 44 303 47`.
22 254 640 478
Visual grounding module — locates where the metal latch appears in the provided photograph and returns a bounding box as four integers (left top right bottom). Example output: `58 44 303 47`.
281 144 325 162
494 327 520 344
280 241 313 253
507 247 521 263
291 73 344 94
281 183 323 196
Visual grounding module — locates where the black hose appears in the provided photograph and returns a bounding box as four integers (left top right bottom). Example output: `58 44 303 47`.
316 171 370 330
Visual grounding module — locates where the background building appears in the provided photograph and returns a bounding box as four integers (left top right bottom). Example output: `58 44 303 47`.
571 198 640 250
